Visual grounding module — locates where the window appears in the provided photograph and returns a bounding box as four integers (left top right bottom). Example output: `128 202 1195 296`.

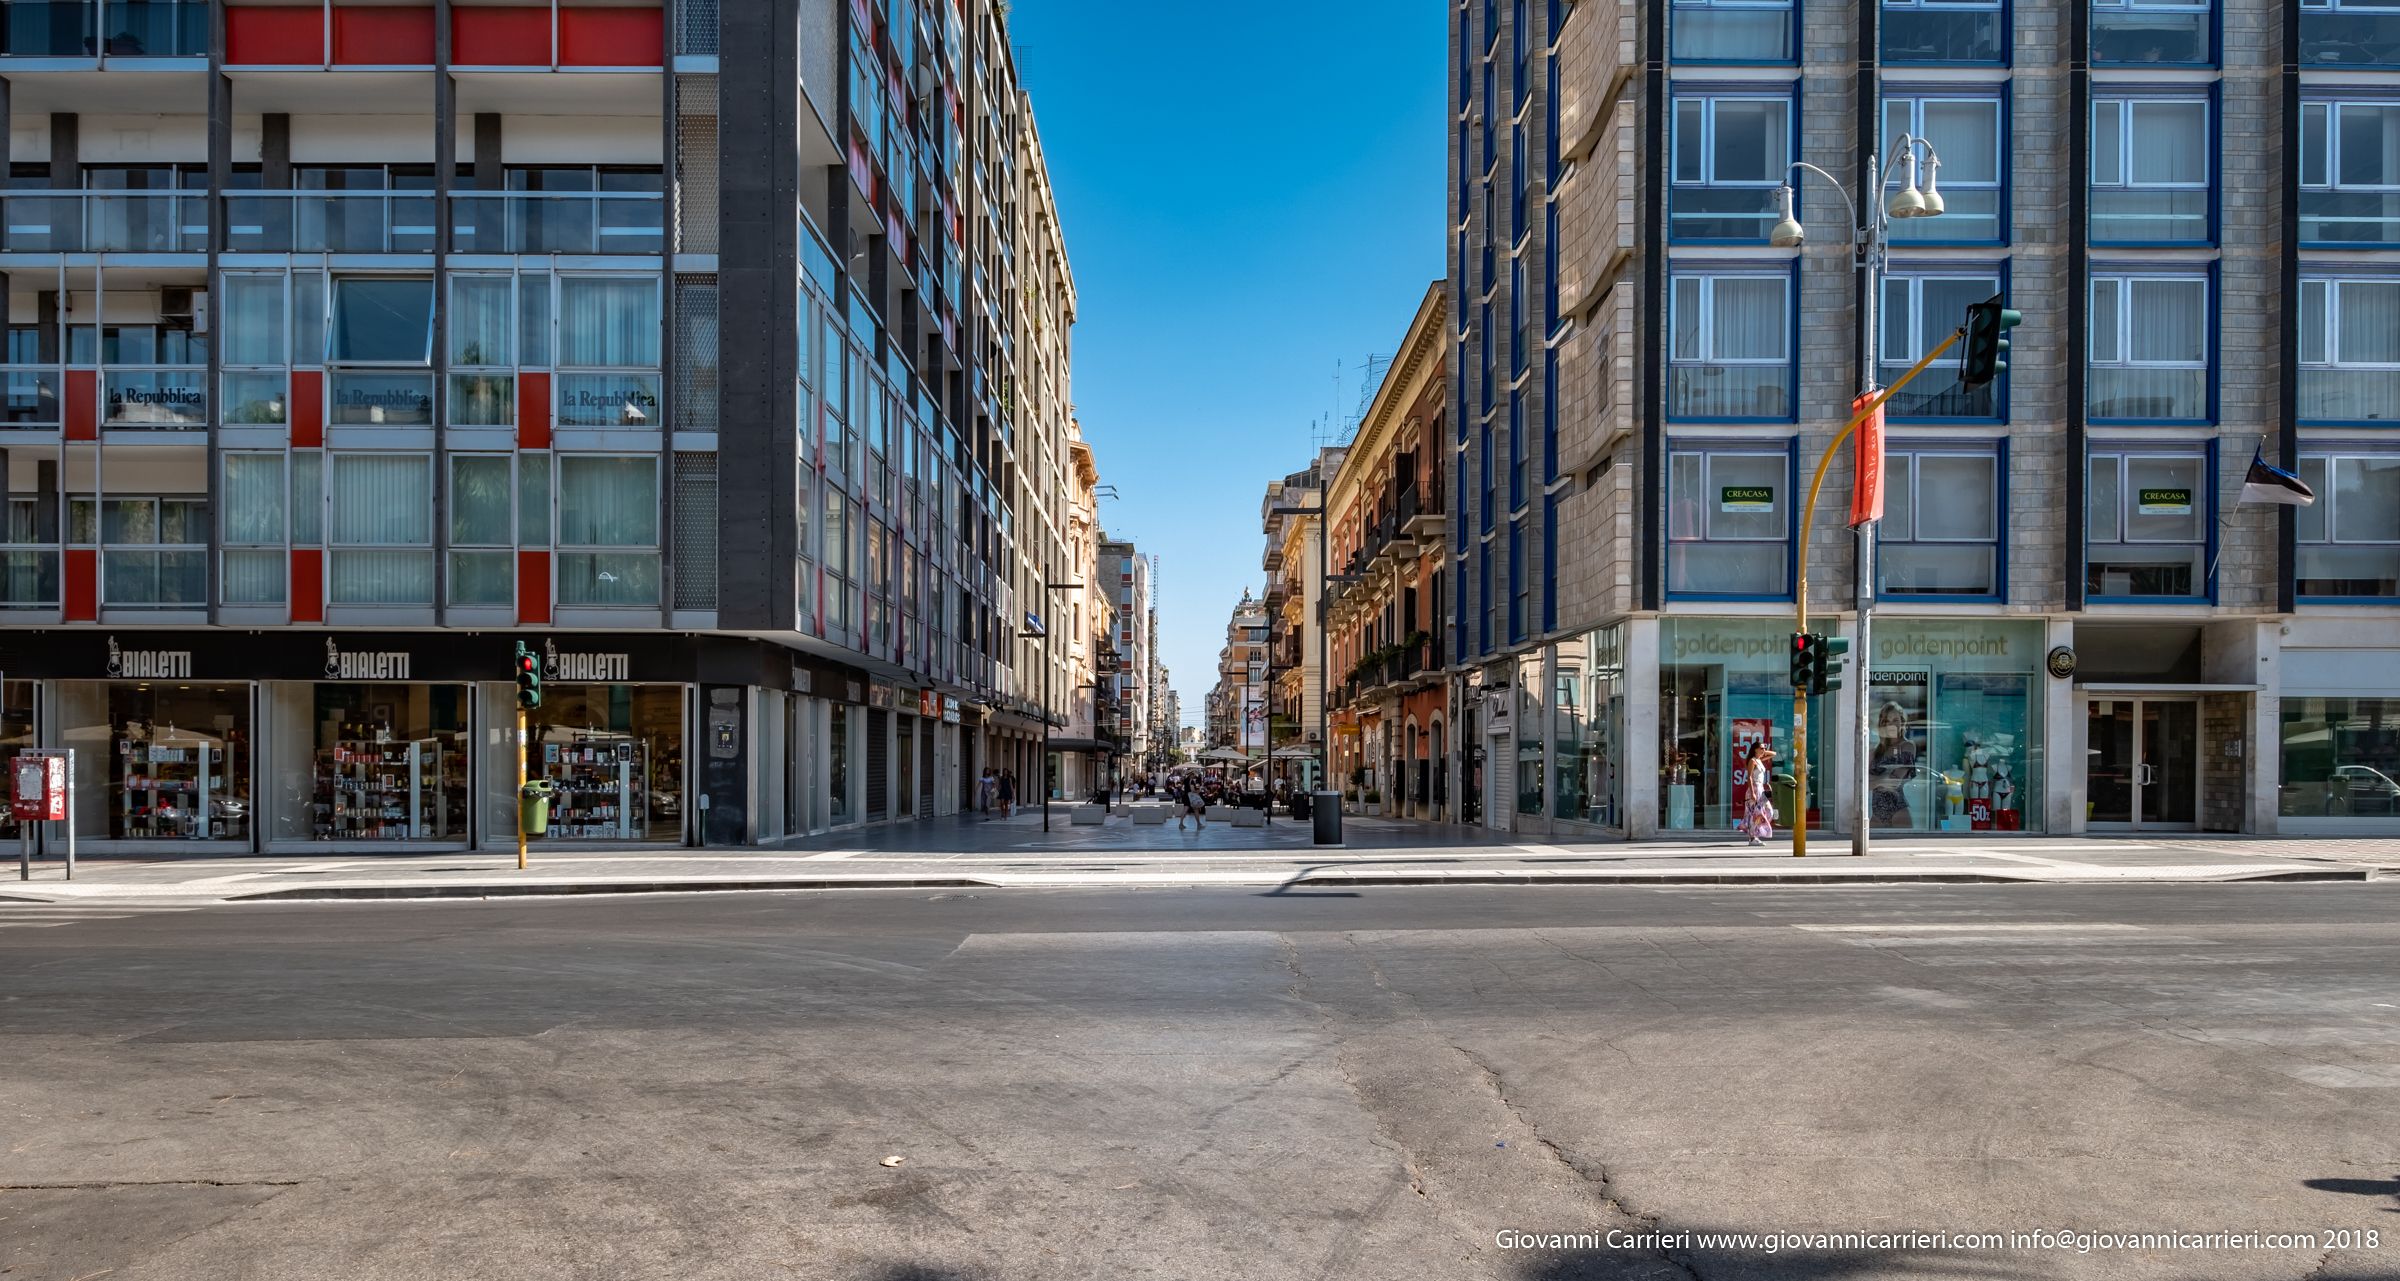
220 453 285 606
1669 0 1796 62
1669 270 1792 419
2301 0 2400 67
2297 454 2400 597
557 456 660 607
1879 271 2001 418
1669 93 1792 240
2087 448 2208 599
557 277 661 428
327 454 433 605
1880 447 2001 597
2301 101 2400 245
1884 0 2008 64
1668 446 1791 596
85 496 206 606
2089 272 2210 422
2093 0 2216 64
221 273 288 426
1882 93 2004 243
449 275 515 427
329 277 433 427
448 455 514 606
2090 95 2212 244
2301 277 2400 423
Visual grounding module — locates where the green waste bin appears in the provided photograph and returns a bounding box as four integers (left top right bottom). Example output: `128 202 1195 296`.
1771 772 1798 829
518 779 557 836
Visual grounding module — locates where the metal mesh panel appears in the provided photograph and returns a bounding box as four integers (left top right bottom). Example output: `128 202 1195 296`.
671 451 718 610
866 710 889 820
675 0 718 56
675 77 718 254
672 275 719 432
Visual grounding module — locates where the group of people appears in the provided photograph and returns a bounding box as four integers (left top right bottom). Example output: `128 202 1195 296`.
975 767 1020 819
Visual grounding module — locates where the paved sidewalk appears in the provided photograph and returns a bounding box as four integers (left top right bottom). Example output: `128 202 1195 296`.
3 807 2390 905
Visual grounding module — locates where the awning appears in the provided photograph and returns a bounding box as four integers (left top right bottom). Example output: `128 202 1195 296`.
1043 737 1114 753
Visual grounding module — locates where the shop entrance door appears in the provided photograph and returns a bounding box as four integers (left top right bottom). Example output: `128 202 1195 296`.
2086 699 2199 830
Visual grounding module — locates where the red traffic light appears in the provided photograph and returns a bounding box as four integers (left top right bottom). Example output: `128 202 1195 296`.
518 655 537 674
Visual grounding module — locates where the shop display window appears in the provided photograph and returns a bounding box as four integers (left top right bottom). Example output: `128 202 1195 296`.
267 683 468 842
57 682 252 840
0 680 37 840
506 684 684 842
2281 697 2400 819
1657 618 1824 830
1865 619 2046 832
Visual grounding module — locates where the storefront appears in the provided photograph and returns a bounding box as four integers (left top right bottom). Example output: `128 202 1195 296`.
1865 619 2049 833
1553 624 1625 833
1656 617 1826 831
0 630 838 851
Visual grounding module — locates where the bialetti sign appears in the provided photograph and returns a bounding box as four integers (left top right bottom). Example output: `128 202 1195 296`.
324 638 411 680
105 636 192 679
543 639 630 681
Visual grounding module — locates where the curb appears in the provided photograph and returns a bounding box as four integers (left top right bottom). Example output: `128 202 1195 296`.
229 877 994 902
1290 868 2372 888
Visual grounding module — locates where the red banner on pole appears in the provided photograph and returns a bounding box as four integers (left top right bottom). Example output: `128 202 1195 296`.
1850 392 1885 528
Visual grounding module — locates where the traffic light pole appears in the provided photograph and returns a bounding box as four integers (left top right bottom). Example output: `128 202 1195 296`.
517 704 529 870
1792 329 1962 855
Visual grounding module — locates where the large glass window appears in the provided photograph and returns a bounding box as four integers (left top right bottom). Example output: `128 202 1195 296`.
2300 0 2400 67
2092 0 2216 65
1658 618 1823 830
2300 101 2400 245
449 274 515 426
2297 453 2400 598
557 455 660 607
1669 93 1793 240
1883 0 2008 64
1880 447 2001 597
2087 448 2208 599
1667 446 1791 596
1669 0 1795 62
2088 272 2210 421
2090 95 2213 244
329 277 433 363
1879 271 2002 417
328 453 433 605
501 684 686 842
558 276 660 428
1865 619 2048 832
1883 94 2004 243
221 452 285 605
56 683 252 841
2281 697 2400 820
83 496 205 606
268 681 469 843
449 454 515 606
221 273 287 425
1668 270 1793 419
2299 276 2400 422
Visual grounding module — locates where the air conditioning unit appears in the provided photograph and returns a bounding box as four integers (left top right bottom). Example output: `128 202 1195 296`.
159 287 208 333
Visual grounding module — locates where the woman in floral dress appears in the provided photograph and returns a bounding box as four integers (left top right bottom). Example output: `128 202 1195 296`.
1742 742 1779 846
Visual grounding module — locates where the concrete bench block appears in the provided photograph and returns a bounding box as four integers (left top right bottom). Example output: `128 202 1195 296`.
1230 807 1266 828
1070 805 1108 826
1131 806 1170 825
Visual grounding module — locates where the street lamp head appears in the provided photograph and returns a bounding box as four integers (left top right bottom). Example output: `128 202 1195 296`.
1768 184 1805 248
1885 149 1930 219
1918 154 1946 216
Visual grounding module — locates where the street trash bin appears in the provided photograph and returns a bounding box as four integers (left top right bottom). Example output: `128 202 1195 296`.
1311 791 1343 845
518 778 557 836
1771 772 1797 830
1290 791 1313 821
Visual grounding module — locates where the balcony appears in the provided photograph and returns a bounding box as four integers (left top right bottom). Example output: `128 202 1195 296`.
1881 2 2008 64
226 191 435 253
2 0 207 57
0 546 58 606
2301 189 2400 246
2302 8 2400 67
3 191 206 252
2092 3 2213 64
451 191 665 255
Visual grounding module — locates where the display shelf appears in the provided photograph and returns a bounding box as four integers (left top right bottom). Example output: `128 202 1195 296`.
539 733 645 839
310 736 461 841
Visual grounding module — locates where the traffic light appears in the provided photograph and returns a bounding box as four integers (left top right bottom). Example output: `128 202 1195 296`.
1959 293 2022 388
1790 632 1818 693
1819 635 1850 696
514 641 542 710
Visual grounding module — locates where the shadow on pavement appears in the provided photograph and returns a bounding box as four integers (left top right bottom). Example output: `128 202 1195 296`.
1513 1234 2037 1280
2303 1173 2400 1211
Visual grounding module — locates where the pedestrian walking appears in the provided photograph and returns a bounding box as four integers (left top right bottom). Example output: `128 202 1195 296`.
997 768 1016 818
977 767 996 819
1741 743 1778 846
1178 778 1207 830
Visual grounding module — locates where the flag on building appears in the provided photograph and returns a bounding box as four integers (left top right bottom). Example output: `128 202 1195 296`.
2239 450 2315 507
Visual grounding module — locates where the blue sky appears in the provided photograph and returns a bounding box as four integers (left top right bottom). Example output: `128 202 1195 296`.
1010 2 1447 728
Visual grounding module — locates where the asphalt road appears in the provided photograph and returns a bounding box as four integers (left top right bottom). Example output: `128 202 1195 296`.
4 884 2398 1281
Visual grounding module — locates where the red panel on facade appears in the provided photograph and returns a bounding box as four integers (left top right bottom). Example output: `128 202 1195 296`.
517 550 551 625
290 369 323 448
332 6 434 64
226 6 325 64
517 371 551 449
63 549 96 621
453 6 552 65
557 7 661 66
290 548 323 623
64 370 95 441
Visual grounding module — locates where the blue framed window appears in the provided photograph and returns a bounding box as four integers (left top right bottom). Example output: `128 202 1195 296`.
1669 0 1797 63
1454 552 1470 659
2092 0 2217 66
2300 275 2400 424
1480 301 1495 412
1669 266 1795 420
2090 91 2215 245
1508 521 1525 642
1883 0 2009 65
1541 494 1558 632
2301 0 2400 68
1882 90 2006 244
2089 269 2212 423
1478 543 1492 653
2298 452 2400 599
1880 444 2004 599
1667 442 1795 598
1510 260 1528 376
1880 268 2003 420
1508 397 1526 510
2301 99 2400 247
1670 89 1795 241
1513 0 1530 110
1483 184 1497 289
1480 418 1496 531
1512 125 1529 244
1483 62 1497 172
1542 357 1558 481
1484 0 1500 55
2086 444 2212 601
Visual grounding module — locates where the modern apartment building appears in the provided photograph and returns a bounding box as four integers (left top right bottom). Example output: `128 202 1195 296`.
0 0 1083 851
1454 0 2400 838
